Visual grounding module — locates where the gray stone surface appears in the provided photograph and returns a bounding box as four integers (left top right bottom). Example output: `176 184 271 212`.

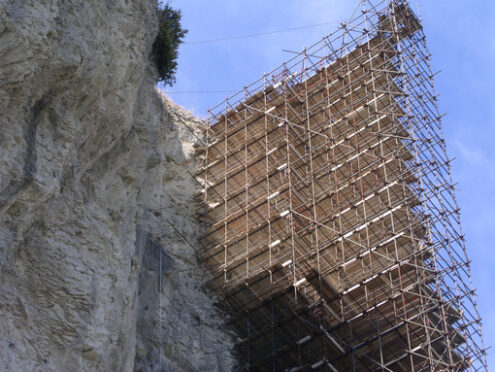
0 1 236 371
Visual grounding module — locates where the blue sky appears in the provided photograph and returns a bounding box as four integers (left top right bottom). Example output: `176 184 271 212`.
166 0 494 367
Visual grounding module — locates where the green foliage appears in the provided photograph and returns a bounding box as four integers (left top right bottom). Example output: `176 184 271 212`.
152 4 187 86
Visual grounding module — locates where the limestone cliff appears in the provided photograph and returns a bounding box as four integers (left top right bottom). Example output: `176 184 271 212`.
0 1 235 371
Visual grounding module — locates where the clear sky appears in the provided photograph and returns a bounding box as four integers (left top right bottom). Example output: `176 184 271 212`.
165 0 494 367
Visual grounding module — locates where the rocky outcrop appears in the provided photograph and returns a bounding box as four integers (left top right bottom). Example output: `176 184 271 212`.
0 1 235 371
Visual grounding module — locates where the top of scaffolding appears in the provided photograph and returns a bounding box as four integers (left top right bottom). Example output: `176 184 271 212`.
206 0 421 124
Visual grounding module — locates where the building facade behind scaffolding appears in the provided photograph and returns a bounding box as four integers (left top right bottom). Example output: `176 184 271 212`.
196 1 487 370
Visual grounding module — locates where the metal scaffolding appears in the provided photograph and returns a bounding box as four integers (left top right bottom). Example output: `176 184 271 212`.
195 1 487 370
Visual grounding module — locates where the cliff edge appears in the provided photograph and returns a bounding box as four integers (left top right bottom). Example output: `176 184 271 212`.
0 1 235 371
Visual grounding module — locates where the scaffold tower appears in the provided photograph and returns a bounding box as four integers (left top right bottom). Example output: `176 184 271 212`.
195 0 487 370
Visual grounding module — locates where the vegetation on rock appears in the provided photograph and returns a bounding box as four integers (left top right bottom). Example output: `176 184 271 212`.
152 4 188 86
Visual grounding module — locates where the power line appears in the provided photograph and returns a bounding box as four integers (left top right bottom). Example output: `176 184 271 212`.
184 20 339 45
166 21 342 94
164 90 236 94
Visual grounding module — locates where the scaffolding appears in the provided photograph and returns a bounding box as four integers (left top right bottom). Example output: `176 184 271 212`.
195 1 487 370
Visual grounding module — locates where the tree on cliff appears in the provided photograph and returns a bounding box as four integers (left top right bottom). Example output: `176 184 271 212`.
152 4 187 86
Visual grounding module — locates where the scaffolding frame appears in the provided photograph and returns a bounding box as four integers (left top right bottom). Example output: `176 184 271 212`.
196 1 487 370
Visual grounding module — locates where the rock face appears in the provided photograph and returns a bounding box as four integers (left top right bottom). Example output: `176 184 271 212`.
0 1 235 371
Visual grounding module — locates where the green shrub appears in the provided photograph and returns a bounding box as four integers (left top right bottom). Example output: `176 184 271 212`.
152 4 187 86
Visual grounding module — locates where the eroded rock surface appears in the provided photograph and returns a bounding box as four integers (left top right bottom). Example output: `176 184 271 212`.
0 1 235 371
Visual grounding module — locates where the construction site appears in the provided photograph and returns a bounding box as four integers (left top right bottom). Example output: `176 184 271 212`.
195 0 487 370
